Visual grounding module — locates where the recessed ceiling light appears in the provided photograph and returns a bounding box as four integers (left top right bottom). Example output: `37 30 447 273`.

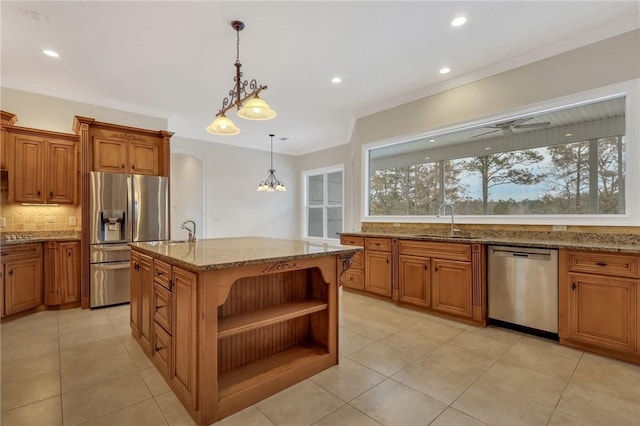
424 157 430 160
42 49 60 58
331 76 342 84
484 147 492 151
439 67 451 74
451 16 467 27
28 10 49 21
429 139 436 143
565 133 573 137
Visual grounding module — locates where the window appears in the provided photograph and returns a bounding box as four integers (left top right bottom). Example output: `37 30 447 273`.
303 166 344 240
364 81 638 226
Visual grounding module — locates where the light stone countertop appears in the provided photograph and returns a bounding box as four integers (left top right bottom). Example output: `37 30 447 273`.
341 232 640 254
129 237 362 272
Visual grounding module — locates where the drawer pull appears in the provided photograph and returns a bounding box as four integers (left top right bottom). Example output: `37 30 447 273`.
168 280 173 291
155 270 165 276
8 269 13 276
595 262 608 267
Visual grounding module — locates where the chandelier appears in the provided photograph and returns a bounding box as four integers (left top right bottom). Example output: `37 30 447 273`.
257 134 286 192
206 20 276 136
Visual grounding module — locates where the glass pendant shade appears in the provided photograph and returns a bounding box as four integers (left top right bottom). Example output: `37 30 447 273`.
237 95 277 120
207 114 240 135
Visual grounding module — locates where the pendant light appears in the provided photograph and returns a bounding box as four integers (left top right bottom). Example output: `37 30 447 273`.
207 20 276 136
257 134 286 192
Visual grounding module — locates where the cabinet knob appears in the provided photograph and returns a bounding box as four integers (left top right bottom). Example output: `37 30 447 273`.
8 269 13 276
595 262 607 267
434 266 439 272
424 265 428 271
132 165 135 170
68 250 72 257
572 282 576 290
0 272 3 278
37 190 41 196
50 192 53 197
168 280 173 290
121 164 125 169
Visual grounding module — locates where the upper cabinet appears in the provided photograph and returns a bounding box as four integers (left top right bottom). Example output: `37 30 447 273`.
1 110 18 171
6 126 78 204
74 116 172 177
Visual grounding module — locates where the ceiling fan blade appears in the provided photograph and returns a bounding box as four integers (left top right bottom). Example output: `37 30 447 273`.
503 127 514 136
470 129 501 138
514 121 551 129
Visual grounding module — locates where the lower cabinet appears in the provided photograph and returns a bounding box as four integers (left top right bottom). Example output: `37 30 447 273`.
130 251 153 354
44 241 80 306
365 251 392 297
171 266 198 409
431 259 472 318
2 243 43 317
398 255 430 308
559 249 640 364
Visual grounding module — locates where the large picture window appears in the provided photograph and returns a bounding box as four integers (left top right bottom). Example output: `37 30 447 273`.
303 166 344 240
365 85 637 226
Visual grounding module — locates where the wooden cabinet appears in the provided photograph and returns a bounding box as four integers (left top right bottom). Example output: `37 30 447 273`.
339 235 364 291
398 239 481 323
398 255 430 308
364 237 393 298
1 243 43 317
44 241 80 306
172 266 198 408
93 136 159 175
560 250 639 363
10 130 77 204
93 137 127 173
431 259 472 318
130 251 153 354
152 259 173 378
1 110 18 170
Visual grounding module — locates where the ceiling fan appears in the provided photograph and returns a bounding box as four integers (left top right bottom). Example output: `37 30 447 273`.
470 117 551 138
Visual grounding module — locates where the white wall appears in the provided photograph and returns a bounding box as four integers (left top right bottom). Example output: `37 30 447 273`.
171 136 298 239
1 87 167 132
170 153 204 240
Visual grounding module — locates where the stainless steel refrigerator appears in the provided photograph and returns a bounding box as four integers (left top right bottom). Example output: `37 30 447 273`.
89 171 169 307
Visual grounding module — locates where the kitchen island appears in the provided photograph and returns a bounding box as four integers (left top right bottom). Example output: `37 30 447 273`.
128 237 360 425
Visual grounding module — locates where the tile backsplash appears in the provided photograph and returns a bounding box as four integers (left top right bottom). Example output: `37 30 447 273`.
0 203 81 232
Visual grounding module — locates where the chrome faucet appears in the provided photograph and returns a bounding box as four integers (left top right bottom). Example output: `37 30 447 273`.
436 202 457 236
181 220 197 242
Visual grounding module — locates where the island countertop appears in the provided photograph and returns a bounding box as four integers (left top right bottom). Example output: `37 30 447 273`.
129 237 362 271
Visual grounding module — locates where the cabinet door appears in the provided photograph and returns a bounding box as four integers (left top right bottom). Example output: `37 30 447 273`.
431 259 472 318
59 241 80 304
0 128 8 170
47 139 77 204
44 242 61 306
365 251 392 297
4 257 43 315
139 253 154 354
343 270 365 291
14 135 45 202
568 273 637 352
172 266 198 409
129 139 159 175
130 251 141 336
153 282 172 332
398 255 430 308
153 322 172 379
94 137 127 173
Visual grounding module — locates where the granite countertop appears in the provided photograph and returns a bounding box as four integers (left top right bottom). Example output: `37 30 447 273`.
0 232 81 246
129 237 363 272
341 232 640 254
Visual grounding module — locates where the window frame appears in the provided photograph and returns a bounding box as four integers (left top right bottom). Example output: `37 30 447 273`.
302 164 345 241
362 79 640 226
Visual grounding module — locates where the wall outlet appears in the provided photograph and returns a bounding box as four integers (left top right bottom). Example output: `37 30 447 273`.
552 225 567 231
69 216 77 226
46 216 56 223
0 217 5 228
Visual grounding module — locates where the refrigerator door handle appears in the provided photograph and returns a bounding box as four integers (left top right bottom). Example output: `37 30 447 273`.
128 174 134 243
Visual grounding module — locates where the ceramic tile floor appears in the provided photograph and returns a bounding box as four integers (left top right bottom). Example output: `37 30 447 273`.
1 290 639 426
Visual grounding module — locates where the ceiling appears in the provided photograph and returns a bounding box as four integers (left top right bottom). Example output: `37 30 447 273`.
1 1 638 156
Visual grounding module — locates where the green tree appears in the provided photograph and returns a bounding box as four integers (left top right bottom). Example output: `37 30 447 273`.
546 142 589 213
458 150 544 214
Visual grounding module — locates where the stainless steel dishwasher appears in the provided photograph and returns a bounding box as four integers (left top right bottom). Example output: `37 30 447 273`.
488 245 558 335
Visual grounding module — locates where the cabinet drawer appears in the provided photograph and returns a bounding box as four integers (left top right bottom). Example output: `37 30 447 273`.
152 322 172 378
340 235 364 247
399 240 471 262
365 237 392 252
343 270 365 291
567 251 639 278
153 282 172 332
153 259 171 288
1 242 42 259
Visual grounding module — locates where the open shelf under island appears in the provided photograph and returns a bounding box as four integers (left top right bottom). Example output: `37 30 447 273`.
128 237 361 425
